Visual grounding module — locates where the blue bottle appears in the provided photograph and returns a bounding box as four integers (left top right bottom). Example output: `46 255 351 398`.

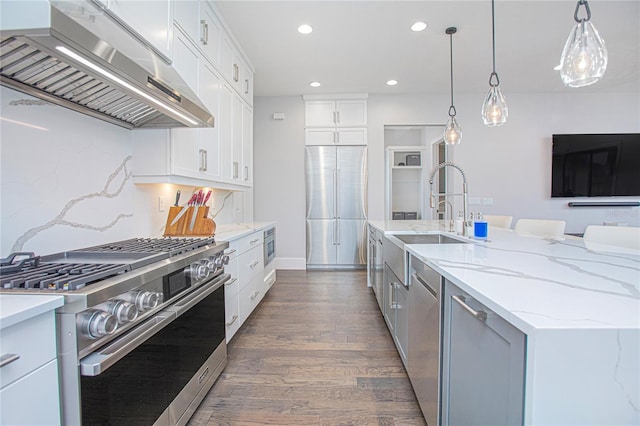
474 213 488 240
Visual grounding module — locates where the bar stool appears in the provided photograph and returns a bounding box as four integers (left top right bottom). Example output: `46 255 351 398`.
583 225 640 250
483 215 513 229
514 219 566 238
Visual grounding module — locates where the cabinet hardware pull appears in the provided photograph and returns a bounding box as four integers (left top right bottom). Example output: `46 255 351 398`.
226 314 238 326
0 353 20 368
452 295 487 320
198 366 209 384
245 79 249 94
249 260 259 268
250 238 260 244
225 278 238 286
244 165 249 181
224 249 237 255
250 290 260 300
336 111 340 124
412 272 437 298
233 161 238 178
200 20 209 45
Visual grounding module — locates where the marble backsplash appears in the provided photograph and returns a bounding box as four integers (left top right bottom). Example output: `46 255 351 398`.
0 87 240 256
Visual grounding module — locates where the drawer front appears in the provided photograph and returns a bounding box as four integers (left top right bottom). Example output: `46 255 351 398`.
264 269 277 293
237 246 264 289
233 232 264 256
0 311 56 388
0 359 60 425
239 276 263 324
225 277 240 342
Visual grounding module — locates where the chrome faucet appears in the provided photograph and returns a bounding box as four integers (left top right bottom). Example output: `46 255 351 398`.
428 161 470 236
437 200 455 231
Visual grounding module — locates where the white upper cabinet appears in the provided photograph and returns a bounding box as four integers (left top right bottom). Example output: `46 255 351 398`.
199 1 223 68
305 98 367 127
107 0 173 61
304 95 368 146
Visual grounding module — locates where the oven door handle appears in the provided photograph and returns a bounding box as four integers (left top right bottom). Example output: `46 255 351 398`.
79 311 177 376
169 273 230 317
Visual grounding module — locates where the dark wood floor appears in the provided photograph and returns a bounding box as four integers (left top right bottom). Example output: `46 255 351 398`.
188 270 426 425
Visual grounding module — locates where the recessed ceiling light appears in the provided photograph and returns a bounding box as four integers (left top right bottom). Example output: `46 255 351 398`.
298 24 313 34
411 21 427 32
309 81 321 87
386 80 398 86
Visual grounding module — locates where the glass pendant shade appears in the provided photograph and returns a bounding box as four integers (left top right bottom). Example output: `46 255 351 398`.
444 116 462 145
482 85 508 126
560 20 607 87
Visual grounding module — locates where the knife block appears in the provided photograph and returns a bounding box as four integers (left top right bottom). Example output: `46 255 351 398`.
164 206 216 237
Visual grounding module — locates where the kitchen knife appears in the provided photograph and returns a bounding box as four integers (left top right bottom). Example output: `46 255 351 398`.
169 193 196 227
203 190 212 205
189 190 204 231
174 190 181 207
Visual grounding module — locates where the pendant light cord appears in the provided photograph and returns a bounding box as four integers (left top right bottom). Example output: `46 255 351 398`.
489 0 500 87
448 30 456 117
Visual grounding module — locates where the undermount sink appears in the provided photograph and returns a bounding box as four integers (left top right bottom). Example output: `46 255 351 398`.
392 234 467 244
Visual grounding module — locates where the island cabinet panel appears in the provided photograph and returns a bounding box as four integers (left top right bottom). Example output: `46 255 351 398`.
441 279 526 426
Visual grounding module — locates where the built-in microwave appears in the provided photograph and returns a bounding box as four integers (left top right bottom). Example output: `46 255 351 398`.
264 228 275 266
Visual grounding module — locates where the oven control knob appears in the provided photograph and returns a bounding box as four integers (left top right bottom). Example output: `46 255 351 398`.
107 300 138 324
130 290 161 311
215 255 229 268
78 309 118 339
192 261 210 280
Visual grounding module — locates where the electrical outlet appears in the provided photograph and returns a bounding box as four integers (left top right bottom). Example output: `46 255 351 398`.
158 196 168 212
482 197 494 206
469 197 481 206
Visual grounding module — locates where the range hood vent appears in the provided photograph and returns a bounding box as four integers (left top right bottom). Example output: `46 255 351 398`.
0 1 214 129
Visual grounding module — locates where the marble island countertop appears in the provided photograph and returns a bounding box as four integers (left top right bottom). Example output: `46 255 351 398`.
369 220 639 424
369 220 640 333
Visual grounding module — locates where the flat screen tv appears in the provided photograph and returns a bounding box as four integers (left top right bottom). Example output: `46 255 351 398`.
551 133 640 197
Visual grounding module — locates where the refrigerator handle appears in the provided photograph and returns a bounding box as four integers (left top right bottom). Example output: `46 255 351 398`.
333 220 337 245
336 220 340 245
336 168 340 219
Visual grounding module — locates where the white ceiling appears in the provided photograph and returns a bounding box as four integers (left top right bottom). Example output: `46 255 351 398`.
214 1 640 97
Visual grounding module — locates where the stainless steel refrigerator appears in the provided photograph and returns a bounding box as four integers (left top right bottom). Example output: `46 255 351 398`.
306 145 368 268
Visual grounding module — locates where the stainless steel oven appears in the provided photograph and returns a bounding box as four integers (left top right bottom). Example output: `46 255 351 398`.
0 237 230 426
79 272 227 425
264 227 275 266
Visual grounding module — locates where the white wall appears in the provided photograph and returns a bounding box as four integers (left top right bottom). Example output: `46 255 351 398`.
253 90 639 263
0 87 241 256
252 96 306 269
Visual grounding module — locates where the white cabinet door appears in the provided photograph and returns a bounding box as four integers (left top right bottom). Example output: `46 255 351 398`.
199 61 221 181
220 33 235 86
336 100 367 126
172 27 199 93
305 99 368 127
305 129 335 145
173 0 199 42
219 83 234 182
108 0 172 60
242 103 253 185
242 63 254 106
199 2 222 67
305 101 337 127
231 92 244 183
337 128 367 145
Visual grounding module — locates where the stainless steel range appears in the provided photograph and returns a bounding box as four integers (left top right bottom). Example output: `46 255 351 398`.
0 237 230 425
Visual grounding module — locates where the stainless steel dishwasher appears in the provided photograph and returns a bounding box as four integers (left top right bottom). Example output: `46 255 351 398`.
408 254 442 426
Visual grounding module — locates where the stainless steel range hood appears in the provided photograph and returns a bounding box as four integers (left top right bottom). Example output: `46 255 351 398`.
0 1 214 129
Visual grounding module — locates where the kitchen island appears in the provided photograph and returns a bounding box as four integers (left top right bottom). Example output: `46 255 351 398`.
369 220 639 426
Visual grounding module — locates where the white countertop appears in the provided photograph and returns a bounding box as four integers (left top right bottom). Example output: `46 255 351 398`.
215 222 276 243
369 220 640 334
0 295 64 330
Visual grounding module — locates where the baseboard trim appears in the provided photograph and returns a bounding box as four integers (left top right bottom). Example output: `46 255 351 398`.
275 257 306 270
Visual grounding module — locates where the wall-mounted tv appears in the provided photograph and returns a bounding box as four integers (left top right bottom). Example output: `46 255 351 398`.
551 133 640 197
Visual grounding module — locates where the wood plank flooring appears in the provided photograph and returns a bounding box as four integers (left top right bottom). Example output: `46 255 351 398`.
188 270 427 426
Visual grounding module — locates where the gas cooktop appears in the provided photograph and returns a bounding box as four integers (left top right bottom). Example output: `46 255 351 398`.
0 237 218 291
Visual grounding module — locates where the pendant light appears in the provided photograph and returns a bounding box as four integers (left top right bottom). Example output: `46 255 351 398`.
444 27 462 145
560 0 607 88
482 0 508 126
